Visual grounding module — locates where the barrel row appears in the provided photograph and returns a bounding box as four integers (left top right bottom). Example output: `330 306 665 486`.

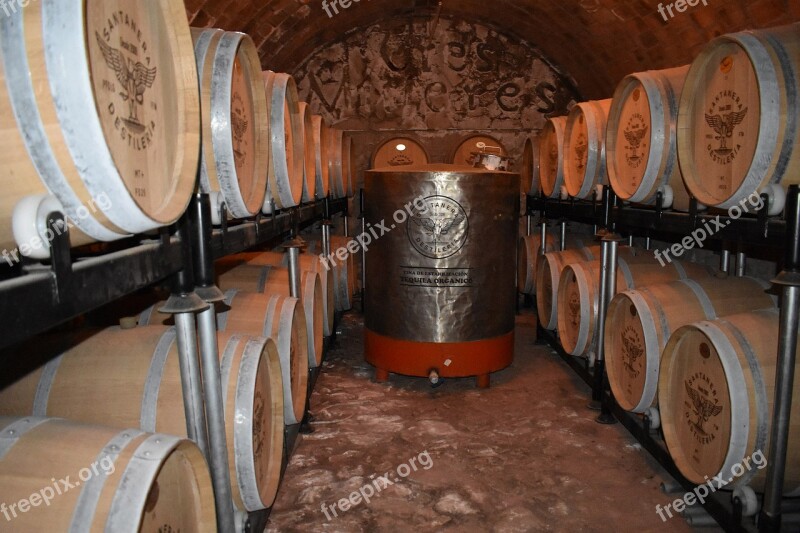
527 23 798 216
531 231 796 496
0 238 356 522
0 4 354 262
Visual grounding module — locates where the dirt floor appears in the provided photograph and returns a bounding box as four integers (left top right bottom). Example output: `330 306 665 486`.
265 310 708 532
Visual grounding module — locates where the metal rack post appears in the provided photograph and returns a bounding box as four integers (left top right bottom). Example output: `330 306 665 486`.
160 215 210 453
188 193 236 533
590 232 620 425
760 185 800 532
359 188 367 312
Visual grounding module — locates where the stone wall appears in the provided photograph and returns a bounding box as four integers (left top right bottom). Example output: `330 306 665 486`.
291 17 580 191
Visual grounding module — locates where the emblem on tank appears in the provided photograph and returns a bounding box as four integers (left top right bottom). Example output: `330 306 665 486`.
408 196 468 259
623 113 648 169
621 326 643 378
388 154 414 166
704 90 748 165
684 372 723 445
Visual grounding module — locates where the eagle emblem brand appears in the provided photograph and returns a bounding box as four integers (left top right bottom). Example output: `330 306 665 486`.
548 139 559 175
704 90 748 165
684 372 723 445
574 133 588 172
231 93 249 169
623 113 648 169
95 12 158 153
621 325 643 378
408 196 468 259
568 291 580 327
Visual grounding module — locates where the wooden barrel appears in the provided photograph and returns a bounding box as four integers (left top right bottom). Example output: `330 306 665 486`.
557 257 712 357
372 137 429 168
328 128 347 199
0 327 284 511
142 291 309 425
343 134 355 198
677 24 800 212
311 115 331 198
517 233 556 294
298 102 317 202
535 245 601 329
0 0 200 259
192 28 269 219
606 276 776 414
659 309 800 494
216 262 324 367
0 416 216 531
307 236 356 311
539 117 568 198
520 136 540 195
564 99 612 199
235 251 335 336
517 233 586 295
263 71 304 212
607 66 693 210
451 135 507 166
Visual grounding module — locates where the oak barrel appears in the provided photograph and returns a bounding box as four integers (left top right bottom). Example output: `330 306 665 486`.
520 136 540 196
328 128 347 199
535 245 601 330
216 262 324 367
659 310 800 494
606 276 776 413
564 99 612 199
298 102 317 202
306 235 356 311
372 137 429 169
263 71 304 211
517 234 585 295
0 0 200 258
557 257 712 357
539 117 568 198
0 328 284 511
142 291 308 425
235 251 335 336
607 66 693 210
192 28 269 218
0 417 216 531
311 115 331 198
451 135 507 166
677 24 800 212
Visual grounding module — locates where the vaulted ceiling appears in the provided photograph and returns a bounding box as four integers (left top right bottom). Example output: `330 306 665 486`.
185 0 799 100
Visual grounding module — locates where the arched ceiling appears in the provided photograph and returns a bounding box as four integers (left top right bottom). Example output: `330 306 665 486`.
185 0 799 99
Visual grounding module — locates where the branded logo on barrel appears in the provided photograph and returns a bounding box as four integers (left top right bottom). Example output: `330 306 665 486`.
623 111 648 169
231 91 250 169
684 370 723 445
95 11 158 157
621 325 643 378
704 88 748 166
407 196 468 259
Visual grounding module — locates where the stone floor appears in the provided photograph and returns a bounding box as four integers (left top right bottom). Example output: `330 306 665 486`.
265 310 705 532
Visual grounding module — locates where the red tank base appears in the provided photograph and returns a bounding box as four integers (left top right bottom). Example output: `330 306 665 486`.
365 329 513 389
374 367 390 383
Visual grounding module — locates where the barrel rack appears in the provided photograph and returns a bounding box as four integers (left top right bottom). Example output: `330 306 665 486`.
0 194 349 532
525 185 800 533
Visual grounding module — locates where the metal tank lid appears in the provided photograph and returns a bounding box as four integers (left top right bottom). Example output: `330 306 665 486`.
367 163 516 174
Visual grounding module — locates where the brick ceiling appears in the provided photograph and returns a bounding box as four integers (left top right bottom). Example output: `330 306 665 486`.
185 0 799 99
